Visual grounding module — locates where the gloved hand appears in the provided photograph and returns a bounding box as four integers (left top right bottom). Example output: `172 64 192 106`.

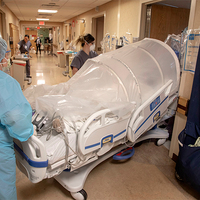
33 128 37 136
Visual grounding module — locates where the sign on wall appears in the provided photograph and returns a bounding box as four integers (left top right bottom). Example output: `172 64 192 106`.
183 29 200 73
72 20 75 27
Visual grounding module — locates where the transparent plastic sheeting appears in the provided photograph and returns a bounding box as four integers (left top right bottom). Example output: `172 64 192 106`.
165 34 181 56
181 29 200 73
24 38 180 125
165 29 200 73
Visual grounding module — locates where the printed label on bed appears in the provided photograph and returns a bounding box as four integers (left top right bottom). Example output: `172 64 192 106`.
103 137 112 144
150 96 160 111
153 111 160 122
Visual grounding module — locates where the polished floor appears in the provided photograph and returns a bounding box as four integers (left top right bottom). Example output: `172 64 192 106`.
24 52 70 88
15 52 200 200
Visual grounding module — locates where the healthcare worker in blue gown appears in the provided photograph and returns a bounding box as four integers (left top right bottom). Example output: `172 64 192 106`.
0 37 34 200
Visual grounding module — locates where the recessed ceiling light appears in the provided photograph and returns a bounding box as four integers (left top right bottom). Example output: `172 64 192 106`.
38 9 57 13
36 18 49 21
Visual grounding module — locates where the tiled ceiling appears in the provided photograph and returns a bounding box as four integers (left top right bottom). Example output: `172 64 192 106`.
3 0 191 23
3 0 112 22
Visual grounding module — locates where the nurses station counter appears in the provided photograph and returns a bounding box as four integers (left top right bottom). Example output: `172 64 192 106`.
12 60 26 89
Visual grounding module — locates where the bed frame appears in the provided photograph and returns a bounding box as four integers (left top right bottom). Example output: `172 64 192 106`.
14 79 178 200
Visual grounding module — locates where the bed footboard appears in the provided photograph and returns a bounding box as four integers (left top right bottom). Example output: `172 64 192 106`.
14 135 48 183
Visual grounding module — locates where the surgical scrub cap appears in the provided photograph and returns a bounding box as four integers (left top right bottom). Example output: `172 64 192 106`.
0 37 7 62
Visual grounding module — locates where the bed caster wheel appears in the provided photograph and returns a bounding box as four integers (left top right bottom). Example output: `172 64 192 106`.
71 189 87 200
155 138 166 146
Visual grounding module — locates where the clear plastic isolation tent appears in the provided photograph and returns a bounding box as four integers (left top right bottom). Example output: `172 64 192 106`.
24 38 180 124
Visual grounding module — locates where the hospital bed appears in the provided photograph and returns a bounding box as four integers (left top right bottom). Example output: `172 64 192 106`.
14 38 180 200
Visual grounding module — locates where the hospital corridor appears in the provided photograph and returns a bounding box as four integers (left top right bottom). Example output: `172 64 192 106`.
1 0 200 200
13 52 199 200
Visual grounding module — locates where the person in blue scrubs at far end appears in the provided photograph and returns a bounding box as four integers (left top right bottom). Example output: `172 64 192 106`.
70 33 98 75
0 37 34 200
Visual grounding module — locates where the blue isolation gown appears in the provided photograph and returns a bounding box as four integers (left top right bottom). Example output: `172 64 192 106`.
0 71 33 200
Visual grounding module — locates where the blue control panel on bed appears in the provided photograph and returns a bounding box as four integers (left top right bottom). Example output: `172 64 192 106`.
150 96 160 111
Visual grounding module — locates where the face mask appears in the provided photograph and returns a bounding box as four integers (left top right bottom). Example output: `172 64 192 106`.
90 43 95 51
84 40 95 51
0 58 11 73
3 59 11 73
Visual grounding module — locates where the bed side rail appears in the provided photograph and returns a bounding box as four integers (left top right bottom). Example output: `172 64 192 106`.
127 80 173 142
78 107 133 156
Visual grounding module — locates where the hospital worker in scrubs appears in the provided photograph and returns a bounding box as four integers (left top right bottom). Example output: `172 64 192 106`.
70 33 98 75
0 37 34 200
18 34 32 84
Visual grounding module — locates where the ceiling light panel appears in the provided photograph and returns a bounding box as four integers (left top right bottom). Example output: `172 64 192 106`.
38 9 57 13
36 18 49 20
